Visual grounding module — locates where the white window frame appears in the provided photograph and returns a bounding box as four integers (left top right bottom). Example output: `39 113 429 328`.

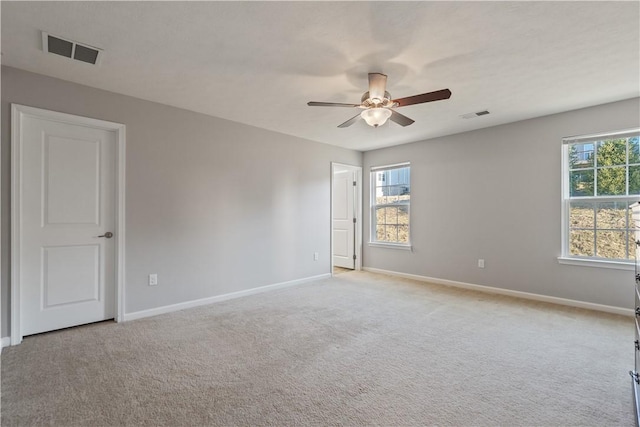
369 162 412 250
559 128 640 270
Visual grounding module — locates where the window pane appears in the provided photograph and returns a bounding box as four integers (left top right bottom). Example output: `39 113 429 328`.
596 202 627 229
629 205 640 232
385 207 398 224
629 231 637 260
398 225 409 243
630 137 640 164
570 230 594 256
569 201 594 229
388 167 410 185
375 207 385 225
569 143 594 169
630 165 640 194
398 206 409 225
383 225 398 242
597 167 625 195
596 139 627 166
596 230 626 259
376 225 385 241
387 185 409 203
386 185 399 196
570 170 594 196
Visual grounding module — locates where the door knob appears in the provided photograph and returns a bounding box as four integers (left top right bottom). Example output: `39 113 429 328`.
97 232 114 239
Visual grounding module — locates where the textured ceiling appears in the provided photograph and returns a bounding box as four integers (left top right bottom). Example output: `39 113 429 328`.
2 1 639 151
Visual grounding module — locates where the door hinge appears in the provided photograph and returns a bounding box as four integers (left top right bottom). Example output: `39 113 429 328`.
353 181 357 186
353 218 356 223
635 340 639 351
353 254 357 260
631 370 640 384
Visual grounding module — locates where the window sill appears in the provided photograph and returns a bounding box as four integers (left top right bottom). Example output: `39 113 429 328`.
557 256 634 271
368 242 412 251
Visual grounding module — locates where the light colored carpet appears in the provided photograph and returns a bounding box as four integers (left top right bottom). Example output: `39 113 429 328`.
0 271 633 426
333 267 353 275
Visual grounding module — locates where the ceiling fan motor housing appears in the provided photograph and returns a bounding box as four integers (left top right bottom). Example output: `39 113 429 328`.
361 91 395 108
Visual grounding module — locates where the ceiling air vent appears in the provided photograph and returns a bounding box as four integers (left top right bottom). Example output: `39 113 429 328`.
42 32 102 65
460 110 490 119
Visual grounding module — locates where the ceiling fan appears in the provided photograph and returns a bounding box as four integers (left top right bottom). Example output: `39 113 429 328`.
307 73 451 128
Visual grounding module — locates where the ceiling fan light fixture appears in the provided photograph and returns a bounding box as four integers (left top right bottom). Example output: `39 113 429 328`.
361 107 392 127
307 73 450 128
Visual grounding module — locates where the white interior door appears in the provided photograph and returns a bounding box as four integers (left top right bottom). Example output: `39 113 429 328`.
333 168 356 269
18 112 116 336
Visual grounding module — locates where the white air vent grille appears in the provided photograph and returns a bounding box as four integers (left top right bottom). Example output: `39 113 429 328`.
42 32 102 65
460 110 490 119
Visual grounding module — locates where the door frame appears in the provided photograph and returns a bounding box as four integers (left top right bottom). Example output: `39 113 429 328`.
330 162 362 274
10 104 126 345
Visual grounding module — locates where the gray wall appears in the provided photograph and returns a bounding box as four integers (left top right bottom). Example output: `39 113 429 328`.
364 97 640 310
1 66 362 337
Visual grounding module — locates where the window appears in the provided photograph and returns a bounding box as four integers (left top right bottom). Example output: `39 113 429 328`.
562 129 640 262
371 163 410 246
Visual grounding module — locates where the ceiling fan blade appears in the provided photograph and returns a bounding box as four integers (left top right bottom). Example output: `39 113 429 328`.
389 110 415 127
307 101 360 107
368 73 387 101
337 114 362 128
393 89 452 107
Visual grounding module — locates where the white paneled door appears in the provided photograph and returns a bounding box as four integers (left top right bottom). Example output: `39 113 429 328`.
333 167 356 269
17 109 117 336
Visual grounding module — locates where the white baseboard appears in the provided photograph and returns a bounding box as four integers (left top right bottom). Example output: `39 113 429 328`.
363 267 633 317
1 336 11 349
123 273 331 322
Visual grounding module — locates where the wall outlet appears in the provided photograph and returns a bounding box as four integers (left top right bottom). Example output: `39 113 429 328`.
478 259 485 269
149 273 158 286
314 252 319 261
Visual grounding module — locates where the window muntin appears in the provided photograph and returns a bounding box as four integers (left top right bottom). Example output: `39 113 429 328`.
563 130 640 261
371 164 410 245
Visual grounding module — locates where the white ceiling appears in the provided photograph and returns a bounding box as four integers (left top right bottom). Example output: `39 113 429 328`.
2 1 639 151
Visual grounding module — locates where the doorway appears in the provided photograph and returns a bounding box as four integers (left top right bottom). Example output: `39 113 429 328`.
331 163 362 274
11 104 126 345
